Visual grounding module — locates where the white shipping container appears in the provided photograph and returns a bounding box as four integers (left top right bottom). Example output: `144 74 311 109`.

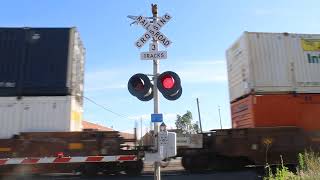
0 96 83 139
226 32 320 101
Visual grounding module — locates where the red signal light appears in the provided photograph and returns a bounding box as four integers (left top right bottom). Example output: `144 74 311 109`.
162 75 175 89
157 71 182 101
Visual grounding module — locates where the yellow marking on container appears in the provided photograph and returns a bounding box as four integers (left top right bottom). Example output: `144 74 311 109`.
71 111 82 122
301 39 320 51
68 143 83 150
0 147 11 152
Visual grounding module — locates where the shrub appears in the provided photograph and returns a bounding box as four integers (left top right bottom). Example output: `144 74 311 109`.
264 151 320 180
297 151 320 180
264 156 298 180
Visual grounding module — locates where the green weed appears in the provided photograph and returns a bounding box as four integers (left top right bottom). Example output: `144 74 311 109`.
264 151 320 180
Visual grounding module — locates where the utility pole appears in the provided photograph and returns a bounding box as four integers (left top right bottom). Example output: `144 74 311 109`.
196 98 203 133
218 106 222 129
140 117 143 146
151 4 161 180
134 120 138 147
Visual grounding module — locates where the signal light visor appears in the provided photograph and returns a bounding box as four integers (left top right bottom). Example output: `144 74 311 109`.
128 73 153 101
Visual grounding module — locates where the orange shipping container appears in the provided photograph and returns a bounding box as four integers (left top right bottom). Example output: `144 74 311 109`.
231 94 320 131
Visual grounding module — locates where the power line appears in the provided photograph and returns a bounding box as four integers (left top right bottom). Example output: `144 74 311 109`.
83 96 129 119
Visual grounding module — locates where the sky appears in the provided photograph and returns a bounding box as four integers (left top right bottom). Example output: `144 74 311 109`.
1 0 320 136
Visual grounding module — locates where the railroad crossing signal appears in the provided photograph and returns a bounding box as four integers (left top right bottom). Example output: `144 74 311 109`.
128 72 182 101
128 4 177 180
127 9 182 101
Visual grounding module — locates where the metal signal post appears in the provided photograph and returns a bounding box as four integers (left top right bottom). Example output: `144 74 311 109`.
128 4 178 180
151 4 161 180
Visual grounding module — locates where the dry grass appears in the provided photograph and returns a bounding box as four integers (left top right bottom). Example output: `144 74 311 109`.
297 151 320 180
264 151 320 180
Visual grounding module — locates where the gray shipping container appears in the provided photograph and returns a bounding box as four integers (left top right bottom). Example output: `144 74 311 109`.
0 27 85 102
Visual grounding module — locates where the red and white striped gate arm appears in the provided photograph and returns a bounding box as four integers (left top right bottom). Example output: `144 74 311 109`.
0 155 137 166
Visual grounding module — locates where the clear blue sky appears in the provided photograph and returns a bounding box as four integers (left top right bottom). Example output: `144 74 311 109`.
1 0 320 135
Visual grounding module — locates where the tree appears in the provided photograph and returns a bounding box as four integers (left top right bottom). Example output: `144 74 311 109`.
192 123 200 133
175 111 199 134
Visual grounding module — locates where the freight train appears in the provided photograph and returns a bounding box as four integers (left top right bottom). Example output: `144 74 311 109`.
0 27 144 176
177 32 320 172
178 125 319 172
0 28 320 175
0 131 143 176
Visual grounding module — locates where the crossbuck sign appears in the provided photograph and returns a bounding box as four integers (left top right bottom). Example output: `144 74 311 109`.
135 13 172 49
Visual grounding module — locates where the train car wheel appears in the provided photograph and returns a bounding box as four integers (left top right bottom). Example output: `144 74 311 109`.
81 163 100 177
124 160 143 176
103 162 120 175
181 156 193 171
190 155 209 172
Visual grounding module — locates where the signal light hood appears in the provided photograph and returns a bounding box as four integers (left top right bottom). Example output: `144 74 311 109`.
128 73 153 101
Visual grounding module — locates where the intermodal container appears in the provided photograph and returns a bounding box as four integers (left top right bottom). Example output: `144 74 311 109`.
0 27 85 99
231 94 320 131
226 32 320 101
0 96 83 139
